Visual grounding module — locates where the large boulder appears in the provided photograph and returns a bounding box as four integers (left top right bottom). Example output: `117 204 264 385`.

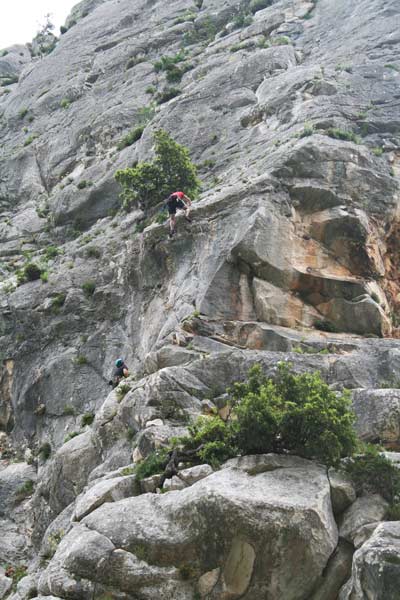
352 388 400 448
38 454 338 599
339 522 400 600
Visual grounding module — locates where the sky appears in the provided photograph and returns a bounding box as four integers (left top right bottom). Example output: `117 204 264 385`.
0 0 78 49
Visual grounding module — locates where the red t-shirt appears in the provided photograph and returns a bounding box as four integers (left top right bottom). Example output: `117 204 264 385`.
173 191 184 198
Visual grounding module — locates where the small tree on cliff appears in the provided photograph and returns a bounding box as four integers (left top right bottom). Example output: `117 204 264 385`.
115 129 200 211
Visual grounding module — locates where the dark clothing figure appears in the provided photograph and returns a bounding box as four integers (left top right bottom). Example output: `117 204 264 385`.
165 191 192 238
109 359 129 387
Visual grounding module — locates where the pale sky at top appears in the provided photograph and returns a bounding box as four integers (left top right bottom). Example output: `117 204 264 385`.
1 0 78 49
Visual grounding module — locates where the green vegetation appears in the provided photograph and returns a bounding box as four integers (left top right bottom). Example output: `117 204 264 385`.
155 87 181 104
5 565 27 590
63 404 76 415
38 442 51 461
298 122 315 137
153 50 186 73
384 64 399 72
136 364 357 481
40 271 49 283
174 11 197 24
81 412 95 426
60 25 68 34
145 85 156 94
82 280 96 297
343 445 400 517
117 125 145 150
182 16 218 46
115 129 200 211
23 134 38 146
326 128 360 143
64 431 80 443
60 98 71 109
18 107 28 119
51 292 66 312
372 147 384 156
85 246 101 258
126 55 145 70
17 262 43 284
15 479 35 501
74 355 88 366
77 179 93 189
116 382 131 401
271 36 291 46
44 245 59 259
136 448 169 480
232 11 253 29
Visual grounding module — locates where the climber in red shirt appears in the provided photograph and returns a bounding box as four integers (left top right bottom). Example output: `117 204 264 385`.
164 191 192 238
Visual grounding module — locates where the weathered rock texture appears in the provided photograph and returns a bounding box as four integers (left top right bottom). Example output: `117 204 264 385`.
0 0 400 597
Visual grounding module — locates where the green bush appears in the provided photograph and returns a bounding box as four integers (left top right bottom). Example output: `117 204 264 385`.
17 262 42 284
77 180 92 189
326 128 360 144
18 107 28 119
81 412 95 426
153 51 186 72
63 404 75 415
51 292 66 311
135 448 169 480
82 281 96 297
115 129 200 211
39 442 51 461
60 98 71 109
60 25 68 34
155 87 181 104
314 319 339 333
44 245 59 259
64 431 80 443
23 134 38 146
15 479 34 501
343 444 400 504
117 125 145 150
85 246 101 258
232 11 253 29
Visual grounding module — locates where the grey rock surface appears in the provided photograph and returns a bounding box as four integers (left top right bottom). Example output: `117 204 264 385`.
339 522 400 600
0 0 399 596
39 454 337 599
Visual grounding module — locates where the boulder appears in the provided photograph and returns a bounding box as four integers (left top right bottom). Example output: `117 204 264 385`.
328 469 356 515
339 495 388 544
352 388 400 448
339 522 400 600
39 454 338 599
73 474 140 520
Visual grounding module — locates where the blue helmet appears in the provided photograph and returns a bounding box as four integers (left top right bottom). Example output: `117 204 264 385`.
115 358 123 368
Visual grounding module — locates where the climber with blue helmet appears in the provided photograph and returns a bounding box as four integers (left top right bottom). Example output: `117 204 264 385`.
109 358 129 388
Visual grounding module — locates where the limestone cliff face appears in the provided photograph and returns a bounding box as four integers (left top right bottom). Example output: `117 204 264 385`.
0 0 400 599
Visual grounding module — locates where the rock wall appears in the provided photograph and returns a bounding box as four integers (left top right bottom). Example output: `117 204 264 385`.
0 0 400 598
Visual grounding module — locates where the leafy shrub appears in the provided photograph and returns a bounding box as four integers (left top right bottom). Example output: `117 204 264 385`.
60 25 68 34
74 355 88 366
63 404 75 415
44 245 59 259
117 125 145 150
298 122 315 137
77 180 92 189
145 85 156 94
85 246 101 258
5 565 27 588
60 98 71 109
182 16 218 45
17 262 42 284
23 134 38 146
115 129 200 211
155 87 181 104
232 11 253 29
18 107 28 119
326 128 360 144
39 442 51 461
343 444 400 504
153 51 186 72
64 431 80 443
126 55 145 69
81 412 95 426
51 292 66 311
82 280 96 297
15 479 34 501
230 364 357 466
372 147 384 156
1 75 18 86
40 271 49 283
271 36 291 45
135 448 169 480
